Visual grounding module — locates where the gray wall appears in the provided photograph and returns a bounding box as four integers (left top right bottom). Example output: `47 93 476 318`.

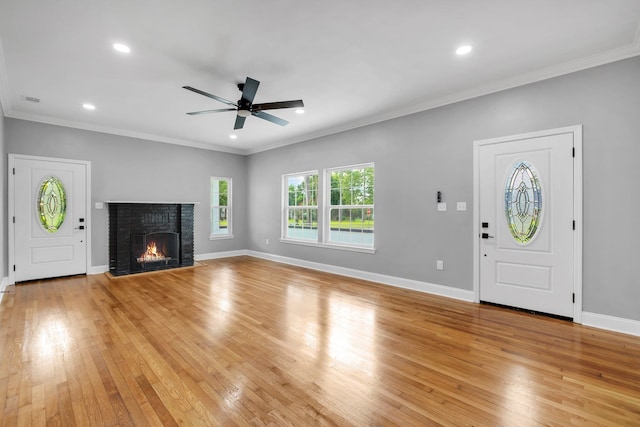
5 121 247 267
247 56 640 321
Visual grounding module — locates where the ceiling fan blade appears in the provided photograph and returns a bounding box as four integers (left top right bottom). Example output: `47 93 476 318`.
234 115 246 129
252 111 289 126
186 108 237 115
252 100 304 112
240 77 260 104
183 86 237 107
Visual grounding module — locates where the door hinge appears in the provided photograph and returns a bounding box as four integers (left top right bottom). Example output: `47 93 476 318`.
572 220 575 230
13 216 15 224
13 167 15 175
572 293 575 303
572 147 575 157
13 265 16 272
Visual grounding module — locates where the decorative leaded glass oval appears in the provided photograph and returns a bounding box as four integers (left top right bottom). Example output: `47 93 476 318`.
504 161 542 244
38 176 67 233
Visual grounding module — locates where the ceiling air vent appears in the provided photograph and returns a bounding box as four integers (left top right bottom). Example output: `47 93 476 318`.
24 96 40 103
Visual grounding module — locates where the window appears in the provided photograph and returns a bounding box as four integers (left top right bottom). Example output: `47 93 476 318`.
326 164 374 248
281 164 375 252
283 171 318 242
38 176 67 233
210 177 232 238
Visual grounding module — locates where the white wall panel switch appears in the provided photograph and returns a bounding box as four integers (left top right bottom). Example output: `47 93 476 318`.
437 202 447 211
436 260 444 270
457 202 467 211
95 202 104 209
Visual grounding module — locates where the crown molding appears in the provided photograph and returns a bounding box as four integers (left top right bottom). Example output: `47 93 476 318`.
247 35 640 155
5 111 246 155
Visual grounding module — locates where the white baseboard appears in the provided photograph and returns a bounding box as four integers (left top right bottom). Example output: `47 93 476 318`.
196 250 249 261
582 312 640 337
0 276 8 303
246 250 474 302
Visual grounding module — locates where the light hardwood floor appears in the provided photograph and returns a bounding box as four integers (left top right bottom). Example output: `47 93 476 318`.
1 256 639 426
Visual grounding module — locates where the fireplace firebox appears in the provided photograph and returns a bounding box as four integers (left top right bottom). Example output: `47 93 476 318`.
108 202 195 276
132 232 180 273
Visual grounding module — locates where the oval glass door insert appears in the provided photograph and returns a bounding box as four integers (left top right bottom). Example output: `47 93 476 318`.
504 161 542 244
38 176 67 233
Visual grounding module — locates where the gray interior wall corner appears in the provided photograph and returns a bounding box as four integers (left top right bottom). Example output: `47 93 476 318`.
4 121 249 267
246 56 640 322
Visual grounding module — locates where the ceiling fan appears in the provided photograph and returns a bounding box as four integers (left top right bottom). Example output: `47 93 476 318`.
183 77 304 130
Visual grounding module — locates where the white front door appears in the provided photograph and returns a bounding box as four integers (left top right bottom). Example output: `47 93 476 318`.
475 127 581 318
10 155 90 282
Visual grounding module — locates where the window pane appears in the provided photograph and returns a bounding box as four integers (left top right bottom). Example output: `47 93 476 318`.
286 207 318 240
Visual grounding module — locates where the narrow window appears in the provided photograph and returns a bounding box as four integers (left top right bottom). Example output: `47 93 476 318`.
211 177 232 238
283 172 318 242
326 164 374 248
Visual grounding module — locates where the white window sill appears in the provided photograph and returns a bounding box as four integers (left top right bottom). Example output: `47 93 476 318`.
209 234 235 240
280 238 376 254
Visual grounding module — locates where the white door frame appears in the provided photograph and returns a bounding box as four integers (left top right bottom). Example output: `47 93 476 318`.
8 154 92 285
472 125 583 322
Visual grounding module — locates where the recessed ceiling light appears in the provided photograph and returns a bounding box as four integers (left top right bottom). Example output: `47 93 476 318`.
229 134 238 140
456 45 473 55
83 103 96 110
295 109 305 115
113 43 131 53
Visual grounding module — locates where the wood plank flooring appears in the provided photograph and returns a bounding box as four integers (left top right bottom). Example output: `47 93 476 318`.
1 256 639 426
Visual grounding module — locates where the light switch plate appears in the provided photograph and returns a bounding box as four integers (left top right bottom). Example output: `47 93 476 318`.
95 202 104 210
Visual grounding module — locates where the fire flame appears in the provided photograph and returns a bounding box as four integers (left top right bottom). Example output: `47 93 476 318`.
139 240 165 261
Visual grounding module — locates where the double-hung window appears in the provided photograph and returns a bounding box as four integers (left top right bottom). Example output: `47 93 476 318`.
282 164 375 251
326 164 374 248
283 171 318 242
210 177 232 239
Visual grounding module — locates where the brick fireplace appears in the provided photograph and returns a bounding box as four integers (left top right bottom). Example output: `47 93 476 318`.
108 202 195 276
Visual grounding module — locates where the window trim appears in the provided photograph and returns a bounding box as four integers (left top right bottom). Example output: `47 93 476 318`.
210 176 233 240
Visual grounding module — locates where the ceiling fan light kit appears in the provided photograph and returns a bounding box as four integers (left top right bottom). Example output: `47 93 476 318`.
184 77 304 130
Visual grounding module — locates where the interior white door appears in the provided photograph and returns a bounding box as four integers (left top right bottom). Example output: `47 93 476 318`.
13 157 88 282
478 132 575 317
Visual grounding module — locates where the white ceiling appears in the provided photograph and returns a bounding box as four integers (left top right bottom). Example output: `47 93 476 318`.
1 1 639 155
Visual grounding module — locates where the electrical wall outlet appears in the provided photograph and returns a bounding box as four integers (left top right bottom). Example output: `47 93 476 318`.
265 238 270 245
457 202 467 211
436 260 444 270
437 202 447 212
